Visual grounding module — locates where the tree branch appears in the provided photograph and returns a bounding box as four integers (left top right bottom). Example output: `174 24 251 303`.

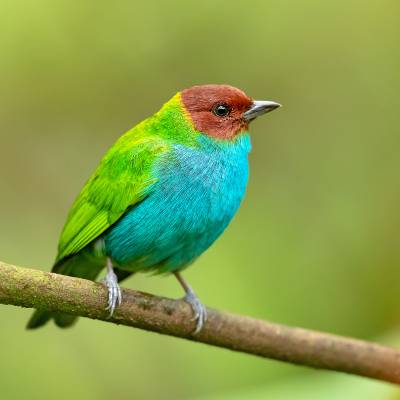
0 261 399 384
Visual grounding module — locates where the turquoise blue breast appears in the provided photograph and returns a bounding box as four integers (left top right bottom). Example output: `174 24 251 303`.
104 134 251 273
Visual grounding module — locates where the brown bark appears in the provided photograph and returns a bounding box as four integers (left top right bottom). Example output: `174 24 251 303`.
0 261 399 384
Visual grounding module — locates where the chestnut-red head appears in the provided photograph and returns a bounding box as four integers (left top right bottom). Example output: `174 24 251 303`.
181 84 280 140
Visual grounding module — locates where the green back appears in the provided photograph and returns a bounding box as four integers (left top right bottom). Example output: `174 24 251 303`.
55 93 198 264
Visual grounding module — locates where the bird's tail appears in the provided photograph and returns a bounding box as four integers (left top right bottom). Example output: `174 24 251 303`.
26 309 77 329
27 250 106 329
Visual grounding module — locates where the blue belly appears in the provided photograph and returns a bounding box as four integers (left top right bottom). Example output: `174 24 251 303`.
104 134 251 273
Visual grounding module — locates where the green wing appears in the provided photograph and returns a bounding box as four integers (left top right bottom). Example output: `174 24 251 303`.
55 128 167 263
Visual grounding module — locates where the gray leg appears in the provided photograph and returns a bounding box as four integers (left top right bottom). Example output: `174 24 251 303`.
174 272 207 334
102 258 122 317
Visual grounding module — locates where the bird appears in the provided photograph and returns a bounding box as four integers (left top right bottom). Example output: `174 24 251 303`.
27 84 280 333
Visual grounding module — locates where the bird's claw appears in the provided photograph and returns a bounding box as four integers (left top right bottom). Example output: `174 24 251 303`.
102 269 122 317
183 292 207 335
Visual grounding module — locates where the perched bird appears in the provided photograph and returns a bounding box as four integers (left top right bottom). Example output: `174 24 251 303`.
27 84 280 333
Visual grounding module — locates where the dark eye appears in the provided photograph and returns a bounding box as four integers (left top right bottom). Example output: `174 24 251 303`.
212 103 231 118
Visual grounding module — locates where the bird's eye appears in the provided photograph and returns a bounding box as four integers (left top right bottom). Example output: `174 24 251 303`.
212 103 231 118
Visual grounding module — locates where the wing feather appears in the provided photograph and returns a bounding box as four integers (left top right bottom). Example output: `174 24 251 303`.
56 129 166 263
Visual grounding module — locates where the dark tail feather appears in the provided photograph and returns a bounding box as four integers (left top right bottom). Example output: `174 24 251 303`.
54 313 79 328
26 250 106 330
27 310 80 329
27 310 54 329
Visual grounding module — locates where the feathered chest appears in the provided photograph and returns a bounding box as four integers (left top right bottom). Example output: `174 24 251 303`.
155 136 251 224
104 134 251 268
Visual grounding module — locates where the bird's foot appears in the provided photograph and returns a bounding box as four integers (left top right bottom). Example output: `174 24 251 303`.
183 291 207 335
101 265 122 318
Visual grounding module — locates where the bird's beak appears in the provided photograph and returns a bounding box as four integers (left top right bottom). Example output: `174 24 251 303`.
243 100 281 122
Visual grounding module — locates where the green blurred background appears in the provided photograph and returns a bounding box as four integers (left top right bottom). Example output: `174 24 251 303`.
1 0 400 398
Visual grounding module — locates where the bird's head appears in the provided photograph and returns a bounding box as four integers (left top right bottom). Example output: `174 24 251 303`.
180 84 281 140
